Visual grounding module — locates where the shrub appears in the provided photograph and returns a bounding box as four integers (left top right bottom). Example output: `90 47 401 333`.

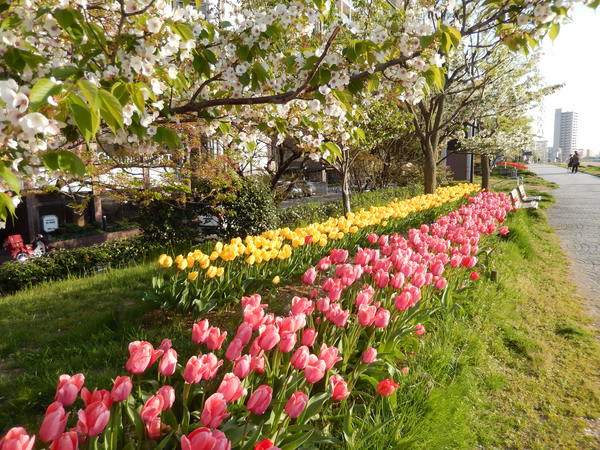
224 177 278 238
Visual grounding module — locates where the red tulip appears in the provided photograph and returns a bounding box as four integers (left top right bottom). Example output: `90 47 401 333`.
257 325 280 351
301 267 317 285
329 375 350 401
159 348 178 376
49 431 78 450
246 385 272 415
470 271 479 281
201 393 230 428
301 328 317 347
319 344 342 370
205 327 227 351
55 373 85 406
76 400 110 436
414 323 426 335
304 355 326 383
110 376 132 402
0 428 35 450
233 355 252 379
217 373 247 403
362 347 377 364
181 428 231 450
39 402 69 443
158 385 175 410
254 438 280 450
376 378 399 396
126 341 163 375
140 395 164 423
80 388 111 408
373 308 390 328
192 319 210 343
284 392 308 419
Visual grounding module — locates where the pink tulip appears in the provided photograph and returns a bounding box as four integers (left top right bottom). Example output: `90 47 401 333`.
316 297 331 313
329 248 348 264
126 341 163 375
257 325 280 351
434 277 448 290
55 373 85 406
250 355 265 374
362 347 377 364
205 327 227 351
367 233 378 244
200 353 223 380
411 272 427 288
201 393 230 428
301 267 317 285
291 296 314 315
301 328 317 346
430 261 444 277
81 388 111 409
233 355 252 379
159 348 178 376
0 428 35 450
284 392 308 419
49 431 77 450
358 304 377 327
158 338 172 352
146 417 161 440
278 333 297 353
192 319 210 343
329 375 350 401
373 269 390 288
235 323 253 345
319 344 342 370
390 272 405 290
241 293 262 309
309 288 318 299
461 256 477 268
225 338 244 361
247 385 273 415
373 308 390 328
394 290 412 311
316 256 331 271
325 304 349 327
304 355 326 383
181 428 231 450
244 305 266 330
110 376 132 403
184 356 204 384
140 395 164 423
39 402 69 443
76 401 110 436
401 366 410 374
415 323 426 335
499 225 509 235
217 373 247 403
291 346 310 370
158 385 175 410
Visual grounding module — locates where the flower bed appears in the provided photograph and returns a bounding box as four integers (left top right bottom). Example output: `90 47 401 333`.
151 184 481 314
0 190 515 450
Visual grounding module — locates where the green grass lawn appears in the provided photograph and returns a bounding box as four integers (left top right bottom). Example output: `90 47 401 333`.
554 162 600 177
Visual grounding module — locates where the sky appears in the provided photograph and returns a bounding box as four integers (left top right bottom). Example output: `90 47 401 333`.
536 6 600 156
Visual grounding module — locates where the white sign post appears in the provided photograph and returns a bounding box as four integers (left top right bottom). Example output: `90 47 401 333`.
42 215 59 233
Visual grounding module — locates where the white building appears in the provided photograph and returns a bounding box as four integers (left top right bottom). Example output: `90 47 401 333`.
552 109 578 162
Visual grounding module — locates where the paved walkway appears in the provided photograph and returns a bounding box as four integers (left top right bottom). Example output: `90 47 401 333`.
531 164 600 323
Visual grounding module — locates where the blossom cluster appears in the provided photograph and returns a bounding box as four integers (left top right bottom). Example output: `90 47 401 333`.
0 190 514 449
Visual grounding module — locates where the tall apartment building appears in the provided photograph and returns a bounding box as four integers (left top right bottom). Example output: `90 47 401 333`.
552 108 578 161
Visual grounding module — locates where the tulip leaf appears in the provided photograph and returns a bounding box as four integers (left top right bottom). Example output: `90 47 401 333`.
154 432 174 450
300 391 330 421
280 429 315 450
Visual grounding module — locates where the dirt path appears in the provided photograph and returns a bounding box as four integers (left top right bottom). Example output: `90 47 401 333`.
532 164 600 326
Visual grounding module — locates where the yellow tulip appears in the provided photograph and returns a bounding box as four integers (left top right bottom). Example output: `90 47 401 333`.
188 271 199 281
177 259 188 271
246 254 256 265
206 266 218 278
272 275 280 284
216 267 224 277
209 251 219 261
174 254 183 264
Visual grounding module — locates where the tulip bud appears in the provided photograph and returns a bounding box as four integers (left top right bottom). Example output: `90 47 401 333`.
246 385 272 415
284 392 308 419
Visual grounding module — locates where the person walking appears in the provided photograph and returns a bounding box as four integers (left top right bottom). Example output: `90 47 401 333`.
567 154 574 171
571 151 580 173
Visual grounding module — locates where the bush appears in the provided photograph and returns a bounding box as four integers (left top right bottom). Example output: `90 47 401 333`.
0 235 166 295
137 200 205 245
224 177 278 238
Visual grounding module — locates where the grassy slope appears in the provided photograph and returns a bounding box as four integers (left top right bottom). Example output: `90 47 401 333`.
354 176 600 448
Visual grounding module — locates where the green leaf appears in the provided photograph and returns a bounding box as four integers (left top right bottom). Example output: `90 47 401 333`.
440 32 452 54
153 127 182 150
28 78 60 111
0 192 16 221
43 150 86 176
98 89 124 134
324 141 342 159
51 65 79 80
69 94 98 142
111 82 130 106
424 66 444 90
77 79 99 108
445 26 462 46
53 8 84 43
419 35 435 49
549 22 560 41
127 83 145 112
300 391 330 420
0 162 20 193
172 22 194 40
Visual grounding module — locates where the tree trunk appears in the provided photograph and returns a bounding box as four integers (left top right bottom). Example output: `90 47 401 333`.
341 168 351 214
481 154 490 189
423 147 437 194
